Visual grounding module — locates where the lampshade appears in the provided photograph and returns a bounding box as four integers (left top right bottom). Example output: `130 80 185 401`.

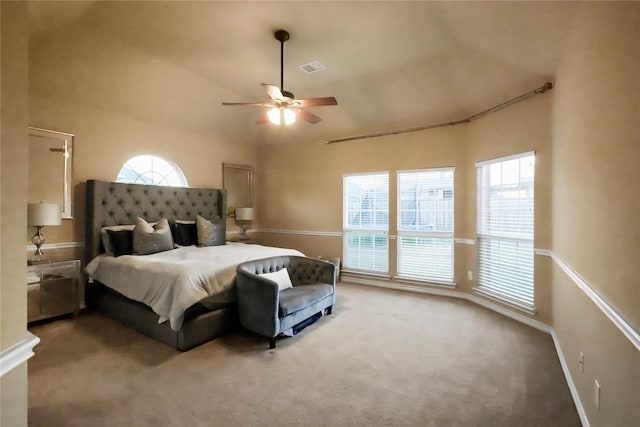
28 203 62 226
235 207 254 221
268 107 296 125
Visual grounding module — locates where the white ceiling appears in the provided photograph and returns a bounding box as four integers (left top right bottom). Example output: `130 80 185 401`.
28 1 579 145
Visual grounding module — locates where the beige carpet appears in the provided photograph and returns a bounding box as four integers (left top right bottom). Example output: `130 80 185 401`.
28 283 580 427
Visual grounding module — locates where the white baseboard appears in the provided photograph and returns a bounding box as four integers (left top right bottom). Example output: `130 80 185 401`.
343 275 550 333
551 330 590 427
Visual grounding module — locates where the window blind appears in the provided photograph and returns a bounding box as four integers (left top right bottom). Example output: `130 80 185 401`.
476 153 534 308
343 172 389 273
397 168 454 282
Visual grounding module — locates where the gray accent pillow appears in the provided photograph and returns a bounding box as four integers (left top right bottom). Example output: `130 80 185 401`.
133 217 174 255
196 215 225 247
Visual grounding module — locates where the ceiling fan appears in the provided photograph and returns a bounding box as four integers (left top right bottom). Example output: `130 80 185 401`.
222 29 338 125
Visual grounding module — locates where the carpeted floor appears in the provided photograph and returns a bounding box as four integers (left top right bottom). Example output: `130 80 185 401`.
28 283 580 427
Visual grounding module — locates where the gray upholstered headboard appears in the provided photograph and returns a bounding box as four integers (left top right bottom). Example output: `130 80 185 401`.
85 180 226 263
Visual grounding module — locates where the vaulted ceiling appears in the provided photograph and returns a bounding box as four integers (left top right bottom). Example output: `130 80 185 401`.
28 1 579 145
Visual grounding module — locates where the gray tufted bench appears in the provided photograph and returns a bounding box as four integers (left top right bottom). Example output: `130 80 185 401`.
236 255 336 348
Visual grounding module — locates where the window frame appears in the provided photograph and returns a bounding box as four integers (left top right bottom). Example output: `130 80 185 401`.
116 154 188 187
475 151 535 313
342 171 390 276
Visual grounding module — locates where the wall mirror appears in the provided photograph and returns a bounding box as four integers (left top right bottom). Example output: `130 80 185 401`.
222 163 253 212
28 127 74 219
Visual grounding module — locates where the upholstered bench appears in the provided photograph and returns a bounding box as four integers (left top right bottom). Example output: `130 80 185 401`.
236 255 336 348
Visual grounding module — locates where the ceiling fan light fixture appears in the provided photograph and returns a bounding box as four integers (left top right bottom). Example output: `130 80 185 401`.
283 108 296 125
268 108 280 124
268 107 296 126
222 29 337 125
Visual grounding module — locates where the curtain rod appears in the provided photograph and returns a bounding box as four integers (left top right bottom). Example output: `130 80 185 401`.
326 82 553 145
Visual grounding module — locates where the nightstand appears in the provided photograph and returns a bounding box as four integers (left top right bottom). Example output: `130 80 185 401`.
27 259 81 323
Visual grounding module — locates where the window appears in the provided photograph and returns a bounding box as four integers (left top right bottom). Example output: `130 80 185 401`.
116 155 188 187
476 152 535 310
343 172 389 274
397 168 454 283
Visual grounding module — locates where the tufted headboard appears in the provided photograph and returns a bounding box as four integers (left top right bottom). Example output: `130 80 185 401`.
85 180 226 263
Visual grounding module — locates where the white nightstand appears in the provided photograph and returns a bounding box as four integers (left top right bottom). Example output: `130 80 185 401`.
27 259 81 323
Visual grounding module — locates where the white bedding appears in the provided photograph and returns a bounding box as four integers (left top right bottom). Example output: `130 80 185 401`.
85 243 304 331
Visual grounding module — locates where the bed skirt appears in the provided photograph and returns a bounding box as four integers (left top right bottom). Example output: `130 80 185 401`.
86 281 238 351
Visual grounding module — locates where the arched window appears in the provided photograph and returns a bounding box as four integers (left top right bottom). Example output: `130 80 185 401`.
116 155 188 187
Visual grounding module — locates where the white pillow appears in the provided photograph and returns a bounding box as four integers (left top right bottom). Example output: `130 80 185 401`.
259 268 293 291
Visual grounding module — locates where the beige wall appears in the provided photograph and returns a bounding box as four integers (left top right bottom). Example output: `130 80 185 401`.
551 2 639 425
28 19 259 259
257 91 553 322
1 2 30 426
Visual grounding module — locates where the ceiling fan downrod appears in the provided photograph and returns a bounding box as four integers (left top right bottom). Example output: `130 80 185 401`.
274 30 294 99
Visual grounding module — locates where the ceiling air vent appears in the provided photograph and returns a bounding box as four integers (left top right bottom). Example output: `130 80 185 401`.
300 61 325 73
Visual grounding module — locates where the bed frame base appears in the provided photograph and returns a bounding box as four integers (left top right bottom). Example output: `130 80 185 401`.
86 282 237 351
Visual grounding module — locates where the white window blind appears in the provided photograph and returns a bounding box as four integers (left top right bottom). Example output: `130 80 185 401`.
343 172 389 274
476 152 535 309
397 168 454 282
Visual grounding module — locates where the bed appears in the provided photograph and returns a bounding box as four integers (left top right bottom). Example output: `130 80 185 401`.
84 179 302 350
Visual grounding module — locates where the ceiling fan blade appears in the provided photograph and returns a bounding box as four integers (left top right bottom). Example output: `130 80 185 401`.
295 108 322 124
262 83 283 100
222 102 266 106
296 97 338 107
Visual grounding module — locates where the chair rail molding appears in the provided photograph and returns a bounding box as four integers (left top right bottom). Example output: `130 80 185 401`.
26 241 85 251
536 249 640 351
0 332 40 377
258 229 342 237
455 238 476 245
259 230 480 243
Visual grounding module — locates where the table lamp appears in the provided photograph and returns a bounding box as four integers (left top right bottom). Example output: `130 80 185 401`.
28 202 62 264
235 207 254 237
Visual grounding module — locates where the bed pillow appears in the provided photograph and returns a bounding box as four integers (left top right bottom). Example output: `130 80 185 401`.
259 268 293 291
196 215 224 247
106 229 134 257
170 220 198 246
101 225 135 255
133 217 174 255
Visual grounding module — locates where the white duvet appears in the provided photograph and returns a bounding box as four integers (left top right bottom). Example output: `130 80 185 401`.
85 243 304 331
